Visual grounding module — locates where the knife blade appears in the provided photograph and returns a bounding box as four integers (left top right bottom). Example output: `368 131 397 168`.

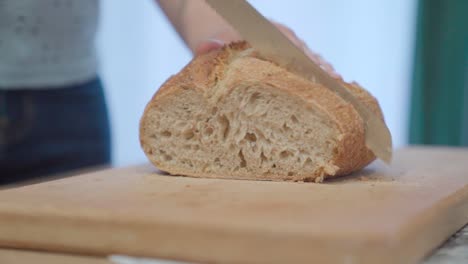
205 0 393 163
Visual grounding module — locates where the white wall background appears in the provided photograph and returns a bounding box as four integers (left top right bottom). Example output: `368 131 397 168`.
97 0 417 166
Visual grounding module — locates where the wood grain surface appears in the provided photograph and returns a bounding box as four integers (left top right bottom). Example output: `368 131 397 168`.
0 249 109 264
0 147 467 264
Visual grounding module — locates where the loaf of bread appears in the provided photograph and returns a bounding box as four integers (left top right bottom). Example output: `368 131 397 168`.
140 42 385 182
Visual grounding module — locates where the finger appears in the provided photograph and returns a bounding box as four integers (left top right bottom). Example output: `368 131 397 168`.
195 39 225 56
194 29 242 55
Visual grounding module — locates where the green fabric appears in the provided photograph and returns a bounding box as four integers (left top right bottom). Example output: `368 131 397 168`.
409 0 468 146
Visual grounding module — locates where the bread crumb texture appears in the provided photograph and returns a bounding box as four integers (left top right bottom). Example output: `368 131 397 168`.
140 42 386 182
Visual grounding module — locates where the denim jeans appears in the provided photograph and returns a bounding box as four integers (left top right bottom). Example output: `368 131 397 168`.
0 78 111 184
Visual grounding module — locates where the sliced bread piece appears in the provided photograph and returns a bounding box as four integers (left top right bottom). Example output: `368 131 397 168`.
139 42 385 182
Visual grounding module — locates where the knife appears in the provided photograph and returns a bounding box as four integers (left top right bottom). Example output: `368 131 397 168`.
205 0 393 164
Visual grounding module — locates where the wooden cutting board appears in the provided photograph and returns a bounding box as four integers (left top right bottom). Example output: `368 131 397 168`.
0 249 109 264
0 147 467 264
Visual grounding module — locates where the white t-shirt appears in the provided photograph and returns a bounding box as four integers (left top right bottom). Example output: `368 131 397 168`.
0 0 99 89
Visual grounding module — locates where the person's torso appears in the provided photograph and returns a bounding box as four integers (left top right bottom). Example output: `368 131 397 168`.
0 0 99 89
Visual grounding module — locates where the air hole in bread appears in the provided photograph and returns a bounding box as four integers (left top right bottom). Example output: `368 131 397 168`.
218 115 230 140
280 150 292 159
161 131 172 137
244 132 257 142
181 160 193 168
182 129 194 140
260 151 267 164
238 150 247 168
333 148 339 155
204 126 214 136
249 92 261 104
291 115 299 123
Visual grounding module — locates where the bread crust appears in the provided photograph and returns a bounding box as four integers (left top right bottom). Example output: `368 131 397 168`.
140 42 385 181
